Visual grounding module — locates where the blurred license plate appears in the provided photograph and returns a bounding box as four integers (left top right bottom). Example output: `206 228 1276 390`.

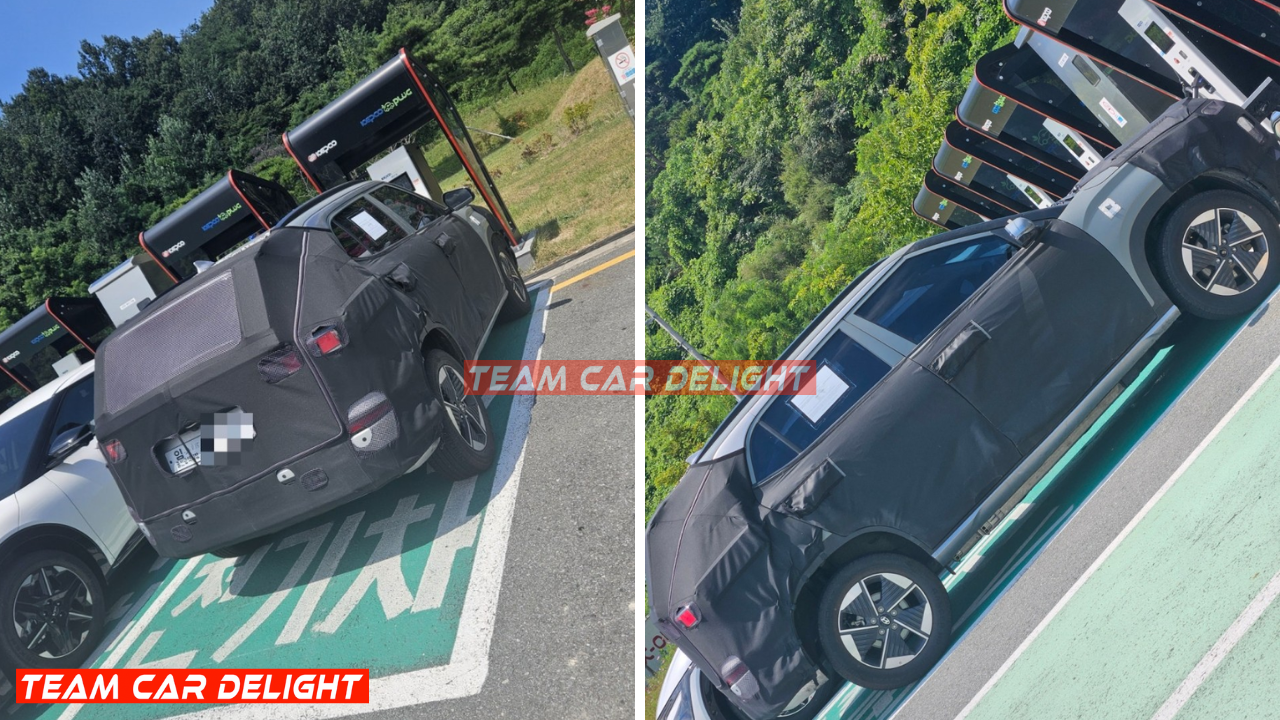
160 430 202 474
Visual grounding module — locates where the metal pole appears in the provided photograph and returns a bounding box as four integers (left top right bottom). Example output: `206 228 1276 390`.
644 305 742 398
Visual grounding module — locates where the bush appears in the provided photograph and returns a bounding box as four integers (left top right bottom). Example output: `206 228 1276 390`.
564 101 593 135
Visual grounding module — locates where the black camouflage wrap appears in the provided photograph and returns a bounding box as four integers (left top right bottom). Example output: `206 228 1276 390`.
96 213 506 558
648 98 1280 719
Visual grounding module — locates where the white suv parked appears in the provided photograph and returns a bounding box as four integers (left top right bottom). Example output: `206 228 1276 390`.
0 362 140 675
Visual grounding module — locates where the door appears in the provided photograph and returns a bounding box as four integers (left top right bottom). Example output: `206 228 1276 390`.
369 185 504 341
41 376 136 559
328 194 478 353
904 224 1160 455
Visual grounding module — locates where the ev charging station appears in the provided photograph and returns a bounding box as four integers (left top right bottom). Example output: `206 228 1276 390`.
1006 0 1274 108
283 49 536 269
1149 0 1280 66
913 185 990 230
366 144 445 202
975 43 1126 151
932 139 1049 214
0 298 112 391
956 78 1103 180
938 121 1071 200
88 253 177 328
140 169 296 283
923 170 1014 223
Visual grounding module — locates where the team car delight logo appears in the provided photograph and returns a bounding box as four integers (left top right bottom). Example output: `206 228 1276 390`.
307 140 338 163
199 202 244 234
360 88 414 128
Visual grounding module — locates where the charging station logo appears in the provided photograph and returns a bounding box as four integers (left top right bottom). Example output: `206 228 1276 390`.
163 241 186 258
2 351 18 364
1037 6 1053 25
30 325 58 345
308 140 338 163
200 202 244 233
360 89 414 128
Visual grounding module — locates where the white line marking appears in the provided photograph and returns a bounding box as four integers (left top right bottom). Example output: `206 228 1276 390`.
955 349 1280 720
1150 566 1280 720
277 512 363 646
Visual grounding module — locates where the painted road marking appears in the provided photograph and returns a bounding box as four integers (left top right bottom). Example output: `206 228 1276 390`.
1149 567 1280 720
48 284 551 720
957 348 1280 720
550 249 635 292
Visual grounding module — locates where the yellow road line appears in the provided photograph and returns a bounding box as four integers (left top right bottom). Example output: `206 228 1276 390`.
550 249 635 292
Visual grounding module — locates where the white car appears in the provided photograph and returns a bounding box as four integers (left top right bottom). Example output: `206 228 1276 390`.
656 649 836 720
0 362 141 675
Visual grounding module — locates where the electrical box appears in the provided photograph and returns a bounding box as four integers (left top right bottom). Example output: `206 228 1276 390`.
366 145 446 203
89 253 177 328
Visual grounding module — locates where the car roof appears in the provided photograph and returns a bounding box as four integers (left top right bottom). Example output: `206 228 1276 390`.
281 180 383 230
0 361 94 423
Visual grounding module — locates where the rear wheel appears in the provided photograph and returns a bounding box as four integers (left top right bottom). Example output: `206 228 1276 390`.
426 349 496 480
1152 190 1280 319
0 549 105 676
816 554 951 690
497 252 531 322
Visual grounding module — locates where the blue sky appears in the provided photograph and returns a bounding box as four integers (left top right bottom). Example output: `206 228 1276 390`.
0 0 212 101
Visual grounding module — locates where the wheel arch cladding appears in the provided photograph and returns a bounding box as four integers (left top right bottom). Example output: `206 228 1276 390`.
0 525 109 579
421 325 467 363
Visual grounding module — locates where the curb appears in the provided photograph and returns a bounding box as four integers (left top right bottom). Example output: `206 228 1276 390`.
527 226 636 282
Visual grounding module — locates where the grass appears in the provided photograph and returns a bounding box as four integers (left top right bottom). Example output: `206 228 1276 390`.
425 62 635 268
646 660 671 720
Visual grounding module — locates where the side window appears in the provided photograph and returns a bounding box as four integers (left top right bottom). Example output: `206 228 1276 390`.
47 376 95 454
748 333 892 483
371 186 444 231
855 236 1013 344
329 198 410 258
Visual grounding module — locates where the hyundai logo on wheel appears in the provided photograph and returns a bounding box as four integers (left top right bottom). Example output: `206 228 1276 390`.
308 139 338 162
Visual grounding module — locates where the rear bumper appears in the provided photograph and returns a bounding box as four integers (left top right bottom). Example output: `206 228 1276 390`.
140 433 434 558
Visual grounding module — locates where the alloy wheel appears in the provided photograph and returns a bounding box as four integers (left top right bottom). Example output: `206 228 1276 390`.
835 572 933 670
501 254 528 303
13 565 95 660
1181 208 1270 296
438 364 488 451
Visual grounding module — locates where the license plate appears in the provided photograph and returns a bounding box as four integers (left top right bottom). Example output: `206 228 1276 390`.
160 430 202 474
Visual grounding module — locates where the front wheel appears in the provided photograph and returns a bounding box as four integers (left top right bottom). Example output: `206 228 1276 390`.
426 349 496 480
497 252 532 322
0 549 105 676
1152 190 1280 320
816 554 951 690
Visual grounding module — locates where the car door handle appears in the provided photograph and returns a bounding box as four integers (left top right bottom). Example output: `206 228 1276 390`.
434 234 457 256
930 321 990 382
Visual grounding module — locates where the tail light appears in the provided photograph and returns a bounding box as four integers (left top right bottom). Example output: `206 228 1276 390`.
722 657 759 699
103 439 127 464
675 605 699 629
347 392 398 453
258 345 303 384
307 323 347 357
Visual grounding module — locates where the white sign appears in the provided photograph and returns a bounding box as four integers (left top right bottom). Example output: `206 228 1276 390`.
608 46 636 87
791 366 850 424
352 211 389 240
1099 97 1128 128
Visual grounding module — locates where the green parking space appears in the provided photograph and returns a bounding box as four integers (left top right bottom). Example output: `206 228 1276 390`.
962 335 1280 719
817 315 1248 720
17 287 547 720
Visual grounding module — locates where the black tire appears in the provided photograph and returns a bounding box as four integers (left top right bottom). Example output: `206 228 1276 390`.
0 549 105 676
816 554 951 691
426 349 497 480
706 668 839 720
497 251 532 322
1152 190 1280 320
210 540 260 559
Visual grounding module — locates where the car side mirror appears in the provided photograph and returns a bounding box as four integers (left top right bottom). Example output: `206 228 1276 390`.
48 424 93 466
443 187 475 211
1002 217 1042 248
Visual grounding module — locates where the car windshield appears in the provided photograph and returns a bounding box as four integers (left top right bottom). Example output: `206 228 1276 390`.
0 399 54 500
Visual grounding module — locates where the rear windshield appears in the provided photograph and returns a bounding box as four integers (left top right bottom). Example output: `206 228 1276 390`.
0 400 53 499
